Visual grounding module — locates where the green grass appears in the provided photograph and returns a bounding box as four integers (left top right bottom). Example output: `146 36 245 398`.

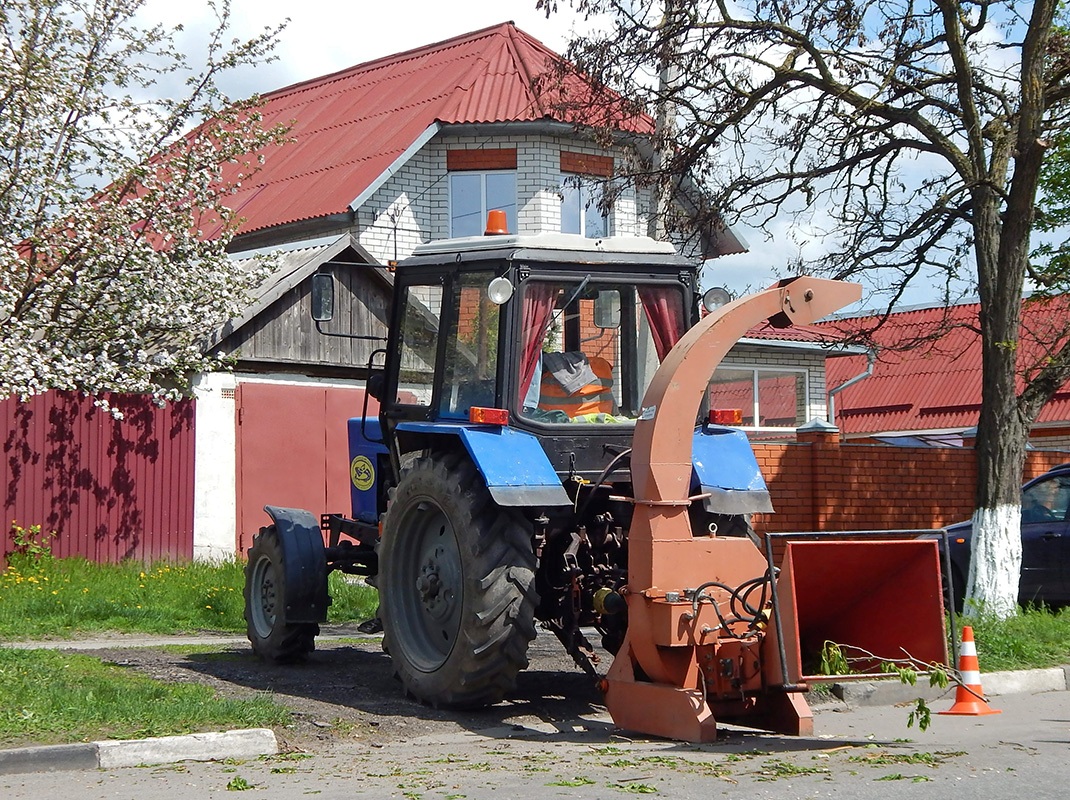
0 553 377 748
0 648 289 747
0 554 378 639
968 605 1070 672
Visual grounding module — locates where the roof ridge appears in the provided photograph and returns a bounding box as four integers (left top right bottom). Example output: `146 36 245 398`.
502 22 545 117
259 21 521 102
430 23 556 124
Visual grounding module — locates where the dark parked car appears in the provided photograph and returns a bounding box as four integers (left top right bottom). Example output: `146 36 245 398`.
945 463 1070 609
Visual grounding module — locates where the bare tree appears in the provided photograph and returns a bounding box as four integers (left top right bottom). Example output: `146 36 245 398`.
539 0 1070 617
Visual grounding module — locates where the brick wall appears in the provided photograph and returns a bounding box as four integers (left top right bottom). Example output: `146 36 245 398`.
446 148 518 171
355 132 645 262
560 150 614 177
752 429 1070 534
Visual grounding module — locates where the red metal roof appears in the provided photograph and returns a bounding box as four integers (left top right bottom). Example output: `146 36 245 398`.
224 23 653 236
742 320 848 345
823 300 1070 435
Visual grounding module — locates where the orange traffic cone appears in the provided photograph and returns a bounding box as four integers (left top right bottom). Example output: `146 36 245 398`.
939 626 1001 716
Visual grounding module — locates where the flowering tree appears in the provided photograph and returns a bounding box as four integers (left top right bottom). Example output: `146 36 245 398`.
0 0 287 405
541 0 1070 617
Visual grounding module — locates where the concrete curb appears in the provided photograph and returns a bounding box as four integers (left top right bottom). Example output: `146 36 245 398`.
830 665 1069 708
0 728 277 776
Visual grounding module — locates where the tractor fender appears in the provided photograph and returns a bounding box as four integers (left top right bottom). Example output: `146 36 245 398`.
395 422 571 507
262 505 329 624
691 426 774 515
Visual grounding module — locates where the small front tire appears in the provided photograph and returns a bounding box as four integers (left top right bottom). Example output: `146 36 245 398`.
244 525 318 663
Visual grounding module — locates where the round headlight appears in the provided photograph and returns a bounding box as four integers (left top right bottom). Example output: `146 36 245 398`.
487 276 514 304
702 286 732 313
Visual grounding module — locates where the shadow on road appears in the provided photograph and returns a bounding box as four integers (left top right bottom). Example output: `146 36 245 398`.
175 630 875 753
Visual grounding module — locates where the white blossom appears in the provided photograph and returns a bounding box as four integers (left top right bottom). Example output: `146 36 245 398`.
0 0 288 403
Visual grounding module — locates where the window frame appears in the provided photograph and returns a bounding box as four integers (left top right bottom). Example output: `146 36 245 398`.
708 364 811 432
559 176 610 238
513 276 688 427
448 170 517 238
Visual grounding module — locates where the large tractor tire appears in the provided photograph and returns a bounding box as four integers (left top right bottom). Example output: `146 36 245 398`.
244 526 319 663
378 452 537 709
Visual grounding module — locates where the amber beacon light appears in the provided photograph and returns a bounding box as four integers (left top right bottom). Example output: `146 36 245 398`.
484 209 509 235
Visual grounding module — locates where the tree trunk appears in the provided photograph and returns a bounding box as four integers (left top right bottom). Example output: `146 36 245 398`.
968 406 1026 618
968 195 1028 618
966 0 1054 617
647 1 679 241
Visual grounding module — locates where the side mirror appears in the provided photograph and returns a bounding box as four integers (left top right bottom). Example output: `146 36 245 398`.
593 290 620 329
366 370 385 401
311 273 335 322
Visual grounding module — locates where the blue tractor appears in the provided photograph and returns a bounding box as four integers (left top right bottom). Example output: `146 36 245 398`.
243 228 772 710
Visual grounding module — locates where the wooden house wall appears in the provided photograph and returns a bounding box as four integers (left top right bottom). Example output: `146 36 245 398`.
219 260 392 373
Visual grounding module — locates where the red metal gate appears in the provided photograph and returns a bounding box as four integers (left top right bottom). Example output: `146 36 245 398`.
1 391 195 563
235 382 375 553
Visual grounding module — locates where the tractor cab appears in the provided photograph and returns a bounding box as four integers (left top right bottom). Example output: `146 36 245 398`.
379 229 700 479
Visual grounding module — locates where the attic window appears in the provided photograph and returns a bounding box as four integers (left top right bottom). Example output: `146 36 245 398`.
560 152 615 239
561 178 610 239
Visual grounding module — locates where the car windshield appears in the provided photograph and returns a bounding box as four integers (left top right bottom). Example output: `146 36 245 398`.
516 279 687 425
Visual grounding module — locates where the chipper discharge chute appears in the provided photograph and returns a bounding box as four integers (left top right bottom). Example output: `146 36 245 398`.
604 276 948 742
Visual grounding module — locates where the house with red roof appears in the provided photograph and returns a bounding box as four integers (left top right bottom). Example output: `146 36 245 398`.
2 23 860 562
823 299 1070 446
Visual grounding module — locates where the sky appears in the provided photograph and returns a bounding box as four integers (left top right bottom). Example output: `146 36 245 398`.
143 0 953 307
156 0 577 95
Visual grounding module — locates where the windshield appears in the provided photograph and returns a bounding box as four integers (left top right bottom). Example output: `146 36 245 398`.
516 279 687 425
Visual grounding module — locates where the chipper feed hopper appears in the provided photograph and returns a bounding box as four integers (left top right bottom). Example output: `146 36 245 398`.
243 225 948 743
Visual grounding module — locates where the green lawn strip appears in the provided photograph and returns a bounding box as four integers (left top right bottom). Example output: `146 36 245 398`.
967 606 1070 672
0 648 289 748
0 555 377 639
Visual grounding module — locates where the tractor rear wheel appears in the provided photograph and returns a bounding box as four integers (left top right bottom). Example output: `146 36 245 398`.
378 452 537 709
244 526 318 663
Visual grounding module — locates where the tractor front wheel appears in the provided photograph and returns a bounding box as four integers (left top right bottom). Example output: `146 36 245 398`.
244 526 318 663
378 453 537 709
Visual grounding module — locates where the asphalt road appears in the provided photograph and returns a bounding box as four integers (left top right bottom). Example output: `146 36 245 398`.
2 631 1068 799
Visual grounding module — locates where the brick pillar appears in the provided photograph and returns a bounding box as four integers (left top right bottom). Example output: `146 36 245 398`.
796 418 840 530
